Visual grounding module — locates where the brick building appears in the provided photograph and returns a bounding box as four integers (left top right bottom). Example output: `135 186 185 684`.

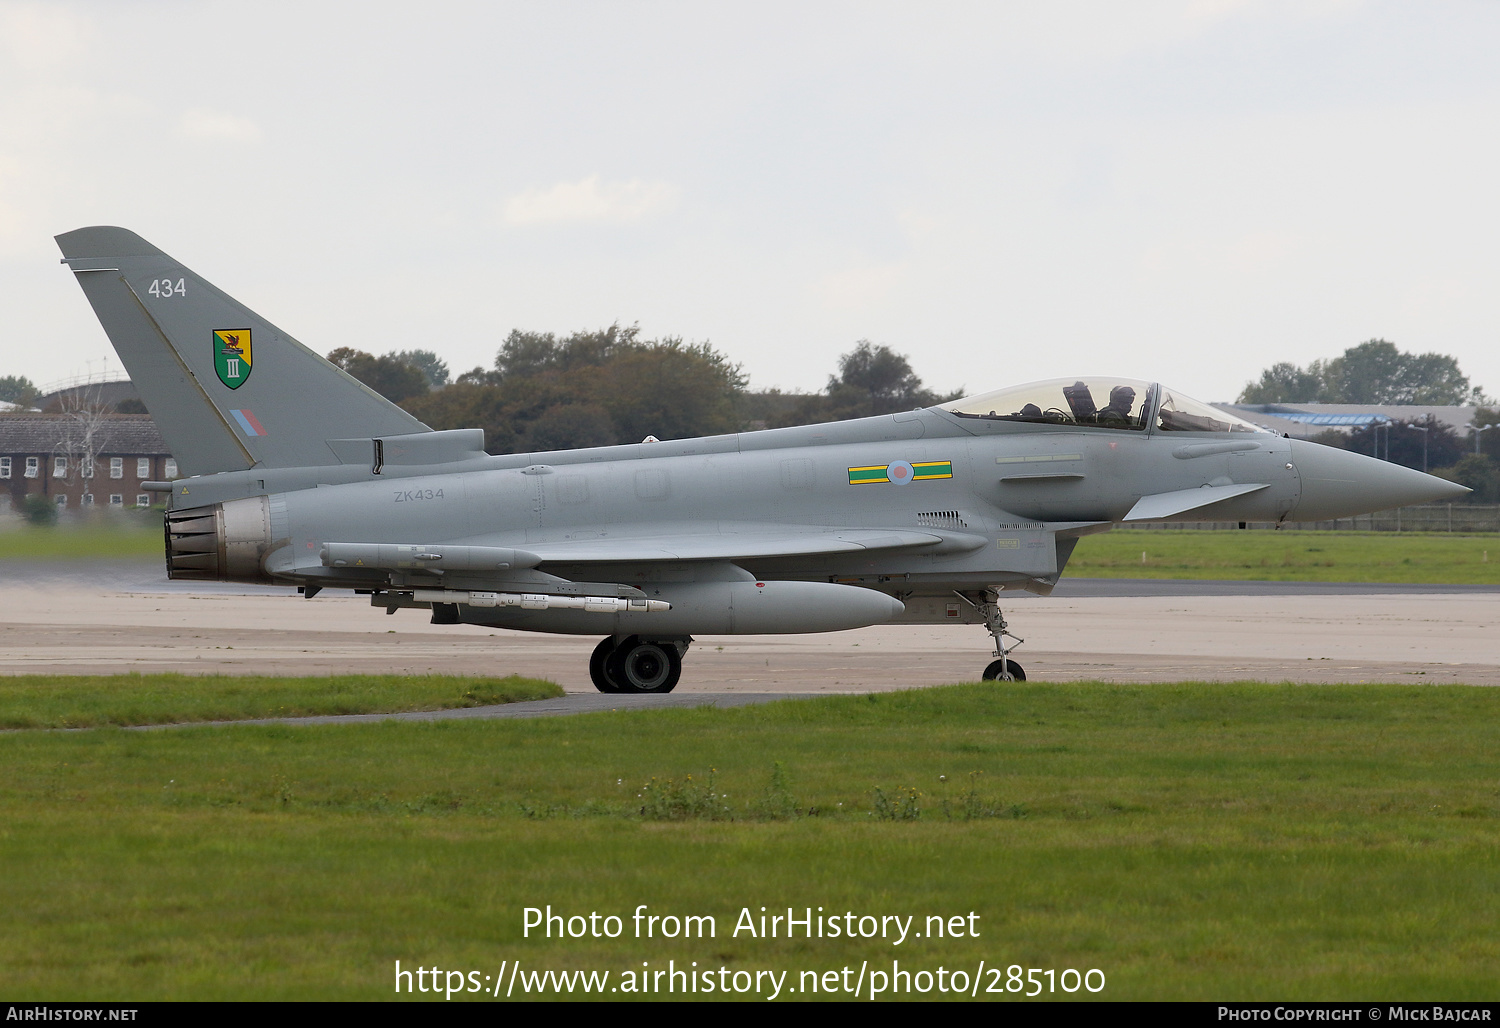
0 415 175 513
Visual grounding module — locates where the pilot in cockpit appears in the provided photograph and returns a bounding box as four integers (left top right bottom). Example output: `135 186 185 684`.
1099 385 1136 424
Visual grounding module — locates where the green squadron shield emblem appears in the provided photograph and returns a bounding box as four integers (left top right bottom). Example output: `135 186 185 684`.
213 329 252 389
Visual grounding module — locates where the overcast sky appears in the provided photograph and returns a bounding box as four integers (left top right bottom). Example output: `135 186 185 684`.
3 0 1498 404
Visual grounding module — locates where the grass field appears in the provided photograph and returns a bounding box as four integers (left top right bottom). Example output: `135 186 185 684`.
0 518 162 559
0 673 563 729
1070 529 1500 584
3 682 1497 1001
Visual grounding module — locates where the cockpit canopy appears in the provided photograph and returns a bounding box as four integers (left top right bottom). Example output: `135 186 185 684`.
940 377 1268 434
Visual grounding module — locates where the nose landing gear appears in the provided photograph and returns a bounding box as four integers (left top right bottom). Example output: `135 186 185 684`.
965 590 1026 682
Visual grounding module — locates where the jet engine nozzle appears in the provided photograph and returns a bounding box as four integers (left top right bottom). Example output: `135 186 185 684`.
1287 440 1471 522
164 496 275 583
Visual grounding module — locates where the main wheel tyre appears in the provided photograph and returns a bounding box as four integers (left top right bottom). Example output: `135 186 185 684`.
589 637 623 693
607 637 682 694
982 658 1026 681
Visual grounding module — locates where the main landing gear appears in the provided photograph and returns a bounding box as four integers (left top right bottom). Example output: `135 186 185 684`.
589 635 688 694
973 590 1026 682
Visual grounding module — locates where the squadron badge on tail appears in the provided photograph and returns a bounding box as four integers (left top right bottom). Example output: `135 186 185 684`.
213 329 252 388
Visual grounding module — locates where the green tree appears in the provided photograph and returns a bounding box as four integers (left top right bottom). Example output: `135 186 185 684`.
1304 428 1352 451
599 340 745 441
768 342 957 427
1345 415 1464 472
1237 362 1324 404
389 349 449 388
735 388 807 430
1238 340 1487 405
21 494 57 526
520 402 617 451
829 342 935 413
398 324 746 454
493 324 639 381
401 380 521 453
326 348 430 404
1432 455 1499 503
1472 407 1499 459
1322 341 1473 404
0 375 38 407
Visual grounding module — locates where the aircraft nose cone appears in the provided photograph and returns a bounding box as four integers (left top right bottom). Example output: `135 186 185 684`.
1288 439 1471 521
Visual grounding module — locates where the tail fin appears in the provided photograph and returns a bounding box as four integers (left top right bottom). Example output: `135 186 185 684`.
55 226 429 475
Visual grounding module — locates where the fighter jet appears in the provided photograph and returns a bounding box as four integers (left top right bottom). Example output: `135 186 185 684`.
55 227 1470 692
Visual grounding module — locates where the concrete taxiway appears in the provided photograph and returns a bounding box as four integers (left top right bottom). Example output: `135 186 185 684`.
2 558 1497 696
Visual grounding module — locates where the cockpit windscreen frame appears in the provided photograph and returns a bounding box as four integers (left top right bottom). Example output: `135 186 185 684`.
940 377 1269 435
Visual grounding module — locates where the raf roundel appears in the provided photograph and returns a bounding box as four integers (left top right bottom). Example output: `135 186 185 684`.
886 460 915 485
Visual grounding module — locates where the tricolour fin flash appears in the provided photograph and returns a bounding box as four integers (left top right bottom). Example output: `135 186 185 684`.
55 226 429 475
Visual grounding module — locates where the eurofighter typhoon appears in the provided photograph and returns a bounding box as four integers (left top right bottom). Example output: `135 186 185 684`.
55 227 1470 691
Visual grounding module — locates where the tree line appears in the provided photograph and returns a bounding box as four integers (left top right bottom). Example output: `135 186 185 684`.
1238 339 1491 406
330 327 957 455
2 332 955 456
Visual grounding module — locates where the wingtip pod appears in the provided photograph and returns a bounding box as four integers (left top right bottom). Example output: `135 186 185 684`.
55 226 165 261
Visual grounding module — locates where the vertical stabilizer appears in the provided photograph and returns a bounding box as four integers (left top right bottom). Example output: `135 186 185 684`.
55 227 429 475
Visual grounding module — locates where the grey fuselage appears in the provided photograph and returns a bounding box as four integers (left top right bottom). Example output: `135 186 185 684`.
55 225 1472 671
168 404 1305 635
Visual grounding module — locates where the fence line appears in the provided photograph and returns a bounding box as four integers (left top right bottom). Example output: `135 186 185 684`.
1132 504 1500 533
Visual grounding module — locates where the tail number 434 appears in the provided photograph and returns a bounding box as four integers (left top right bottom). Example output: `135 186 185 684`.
147 278 186 298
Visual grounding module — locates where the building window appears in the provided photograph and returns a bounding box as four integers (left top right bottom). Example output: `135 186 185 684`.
55 494 67 508
0 457 9 479
53 456 67 478
25 457 39 479
136 494 151 507
81 459 93 479
165 459 178 478
109 494 123 506
137 457 150 478
82 493 94 506
110 457 124 479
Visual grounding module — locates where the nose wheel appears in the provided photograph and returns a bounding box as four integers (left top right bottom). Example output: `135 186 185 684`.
982 657 1026 681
